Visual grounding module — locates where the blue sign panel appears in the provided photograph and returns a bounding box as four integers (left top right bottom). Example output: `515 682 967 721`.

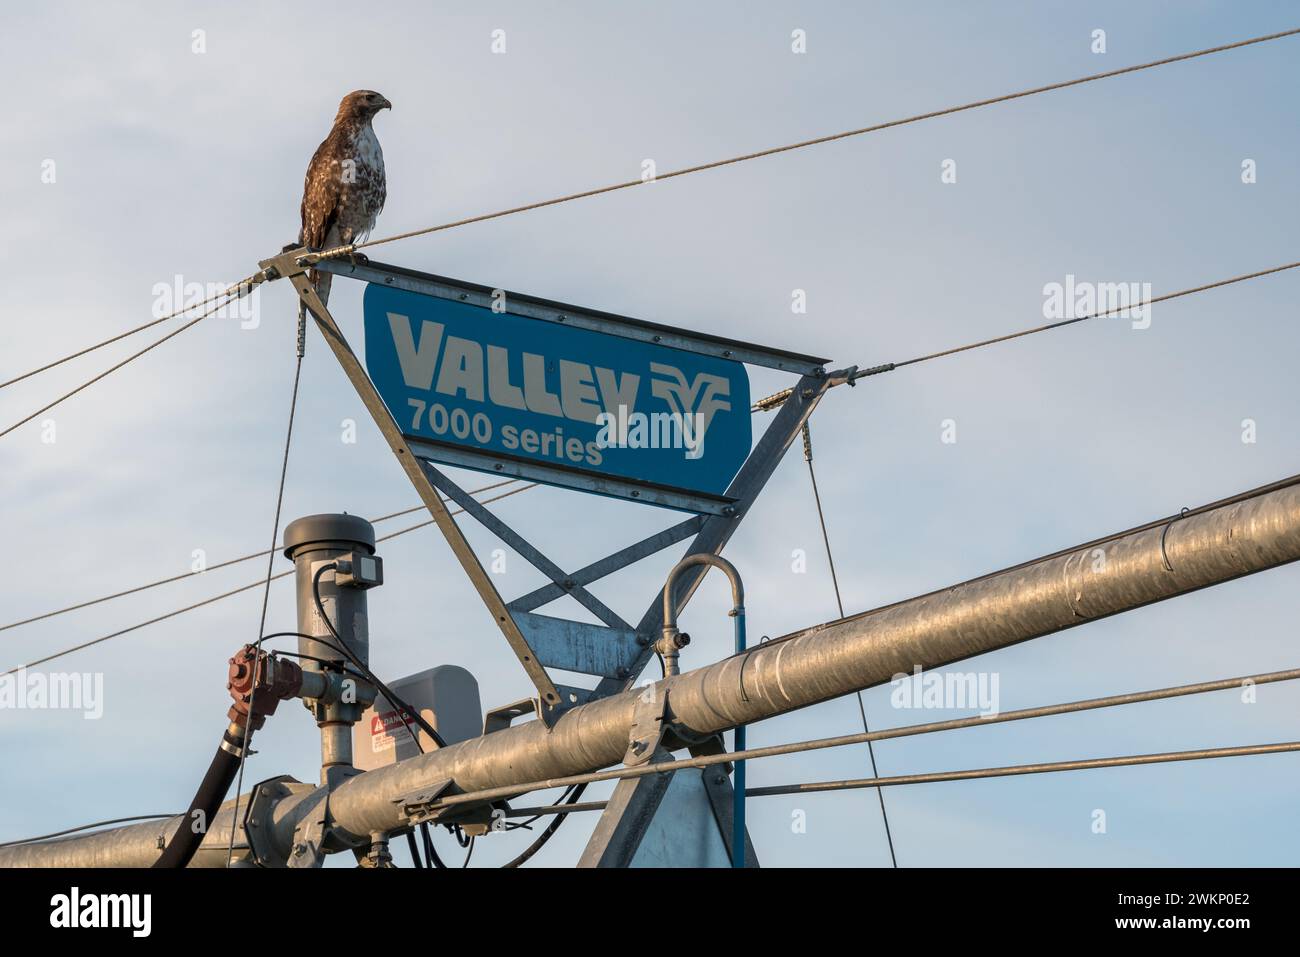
363 284 752 500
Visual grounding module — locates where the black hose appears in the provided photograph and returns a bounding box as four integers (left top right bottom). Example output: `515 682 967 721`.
423 822 447 868
152 726 244 868
405 829 425 868
501 784 588 869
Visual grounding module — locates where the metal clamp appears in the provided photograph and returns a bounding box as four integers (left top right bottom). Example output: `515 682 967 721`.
256 245 314 283
624 683 669 766
1161 507 1191 572
287 787 331 869
392 779 456 827
483 697 539 736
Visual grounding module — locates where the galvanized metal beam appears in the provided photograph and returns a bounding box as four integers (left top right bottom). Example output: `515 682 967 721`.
269 260 562 710
422 462 633 632
577 748 678 867
689 735 760 868
408 438 735 515
509 515 704 613
315 258 830 375
513 611 643 679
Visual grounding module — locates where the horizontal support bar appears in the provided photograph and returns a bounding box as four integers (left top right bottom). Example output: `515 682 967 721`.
514 611 644 679
408 440 734 515
316 258 830 375
745 741 1300 796
501 739 1300 814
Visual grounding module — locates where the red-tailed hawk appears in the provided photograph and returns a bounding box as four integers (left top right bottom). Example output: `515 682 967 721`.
299 90 391 306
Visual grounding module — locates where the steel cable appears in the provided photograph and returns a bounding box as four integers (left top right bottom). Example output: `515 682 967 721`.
0 284 257 440
2 483 539 675
0 275 261 392
311 28 1300 264
226 311 306 866
801 421 897 868
0 479 518 635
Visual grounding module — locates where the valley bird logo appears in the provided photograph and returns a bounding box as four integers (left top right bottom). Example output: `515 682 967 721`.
649 363 732 458
591 361 732 460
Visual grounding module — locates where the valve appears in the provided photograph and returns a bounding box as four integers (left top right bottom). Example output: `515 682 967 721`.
653 630 691 676
227 645 304 733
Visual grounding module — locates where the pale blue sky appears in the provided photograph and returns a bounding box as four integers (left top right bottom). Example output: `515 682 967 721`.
1 1 1298 866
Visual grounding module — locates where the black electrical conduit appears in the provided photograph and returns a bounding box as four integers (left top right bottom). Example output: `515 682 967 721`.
310 569 460 868
310 565 448 750
501 783 588 869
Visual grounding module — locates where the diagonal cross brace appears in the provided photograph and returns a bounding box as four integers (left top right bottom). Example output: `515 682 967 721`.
509 515 705 614
421 462 634 633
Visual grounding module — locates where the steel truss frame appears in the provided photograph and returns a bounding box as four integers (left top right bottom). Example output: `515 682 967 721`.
263 248 852 721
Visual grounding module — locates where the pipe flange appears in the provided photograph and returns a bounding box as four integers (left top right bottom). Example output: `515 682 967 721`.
244 775 310 868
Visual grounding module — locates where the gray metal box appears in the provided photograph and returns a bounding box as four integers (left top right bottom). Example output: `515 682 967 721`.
353 665 482 770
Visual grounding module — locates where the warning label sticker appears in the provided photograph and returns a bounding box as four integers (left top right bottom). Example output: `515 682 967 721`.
369 709 415 753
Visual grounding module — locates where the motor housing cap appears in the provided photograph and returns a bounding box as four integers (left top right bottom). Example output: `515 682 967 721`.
283 513 376 559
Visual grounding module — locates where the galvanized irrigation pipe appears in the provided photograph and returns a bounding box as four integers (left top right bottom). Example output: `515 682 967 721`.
423 665 1300 810
6 479 1300 865
266 478 1300 846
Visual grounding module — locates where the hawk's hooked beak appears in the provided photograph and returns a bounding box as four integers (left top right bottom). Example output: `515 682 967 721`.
380 97 392 111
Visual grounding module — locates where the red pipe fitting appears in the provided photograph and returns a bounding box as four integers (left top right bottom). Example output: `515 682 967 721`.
226 644 304 732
